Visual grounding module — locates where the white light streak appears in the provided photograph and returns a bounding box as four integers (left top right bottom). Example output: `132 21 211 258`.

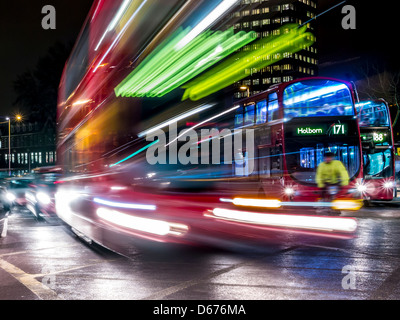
175 0 239 50
95 0 132 51
232 198 282 208
93 0 148 72
166 105 241 147
138 104 214 138
96 207 188 236
93 197 156 211
209 208 358 233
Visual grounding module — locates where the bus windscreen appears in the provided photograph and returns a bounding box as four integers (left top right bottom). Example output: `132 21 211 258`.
283 80 354 119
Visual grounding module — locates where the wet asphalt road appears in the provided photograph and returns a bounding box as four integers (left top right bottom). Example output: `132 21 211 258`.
1 203 400 301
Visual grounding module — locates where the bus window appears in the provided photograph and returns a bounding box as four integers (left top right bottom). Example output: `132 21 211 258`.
244 104 255 126
300 148 315 169
364 149 393 179
268 93 279 122
374 104 390 126
234 106 244 128
283 79 354 118
316 144 324 166
357 101 390 127
256 100 267 124
286 143 361 184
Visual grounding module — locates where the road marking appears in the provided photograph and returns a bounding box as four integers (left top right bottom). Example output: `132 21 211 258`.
0 258 61 300
142 246 298 300
1 217 8 237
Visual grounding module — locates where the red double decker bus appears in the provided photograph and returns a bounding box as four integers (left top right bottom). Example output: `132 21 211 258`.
356 100 396 201
227 78 364 204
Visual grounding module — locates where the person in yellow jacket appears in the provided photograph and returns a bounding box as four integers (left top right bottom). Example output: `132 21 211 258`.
316 152 350 200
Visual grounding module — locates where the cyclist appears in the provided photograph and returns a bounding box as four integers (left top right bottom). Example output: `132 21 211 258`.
316 152 350 202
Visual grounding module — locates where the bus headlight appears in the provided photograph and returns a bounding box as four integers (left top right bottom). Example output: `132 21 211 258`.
284 187 295 196
383 181 394 189
36 192 51 205
357 184 367 193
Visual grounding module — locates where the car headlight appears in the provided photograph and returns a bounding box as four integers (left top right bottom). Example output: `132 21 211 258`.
36 192 51 205
6 192 16 202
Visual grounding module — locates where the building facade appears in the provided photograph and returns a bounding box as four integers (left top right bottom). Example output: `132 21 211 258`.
231 0 318 98
0 119 56 176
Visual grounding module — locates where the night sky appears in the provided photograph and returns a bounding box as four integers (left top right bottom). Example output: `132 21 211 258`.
0 0 94 115
317 0 399 76
0 0 397 116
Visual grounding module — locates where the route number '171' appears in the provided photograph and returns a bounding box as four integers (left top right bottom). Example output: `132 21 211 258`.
333 124 346 135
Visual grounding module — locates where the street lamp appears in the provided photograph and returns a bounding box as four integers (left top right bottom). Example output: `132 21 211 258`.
1 115 23 176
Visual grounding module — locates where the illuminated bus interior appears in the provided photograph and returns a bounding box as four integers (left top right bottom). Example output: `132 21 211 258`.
356 101 390 127
284 116 361 184
283 79 354 119
364 149 393 179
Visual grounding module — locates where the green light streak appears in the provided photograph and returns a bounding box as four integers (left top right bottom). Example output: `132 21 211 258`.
182 25 315 101
114 27 256 98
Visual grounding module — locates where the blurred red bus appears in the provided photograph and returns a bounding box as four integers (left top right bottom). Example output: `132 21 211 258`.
56 0 360 252
356 99 397 201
